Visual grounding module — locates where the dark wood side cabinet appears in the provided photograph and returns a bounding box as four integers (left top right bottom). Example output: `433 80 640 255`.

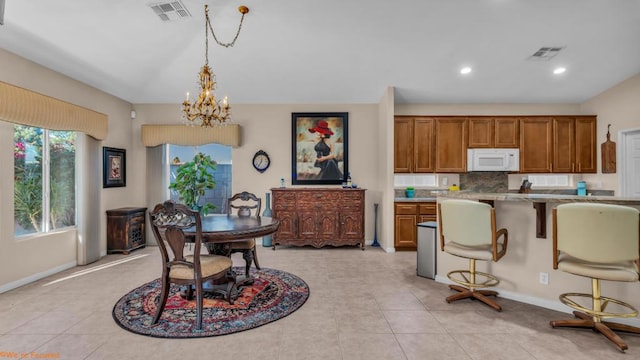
107 207 147 254
271 188 365 249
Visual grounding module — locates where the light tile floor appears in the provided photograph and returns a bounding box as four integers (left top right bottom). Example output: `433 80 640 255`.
1 245 639 359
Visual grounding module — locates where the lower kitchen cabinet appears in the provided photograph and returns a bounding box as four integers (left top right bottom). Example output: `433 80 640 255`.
394 201 436 251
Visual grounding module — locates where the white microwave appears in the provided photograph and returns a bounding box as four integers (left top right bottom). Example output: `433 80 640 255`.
467 148 519 172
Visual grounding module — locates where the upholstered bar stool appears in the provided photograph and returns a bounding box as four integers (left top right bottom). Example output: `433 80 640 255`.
438 199 509 311
550 203 640 352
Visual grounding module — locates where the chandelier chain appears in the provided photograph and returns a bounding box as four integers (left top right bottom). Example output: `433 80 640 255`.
206 11 246 48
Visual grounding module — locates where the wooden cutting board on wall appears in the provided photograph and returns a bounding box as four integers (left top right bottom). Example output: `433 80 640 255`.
601 124 616 173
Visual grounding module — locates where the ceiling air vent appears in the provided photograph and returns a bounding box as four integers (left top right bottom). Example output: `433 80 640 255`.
148 0 191 21
528 47 564 61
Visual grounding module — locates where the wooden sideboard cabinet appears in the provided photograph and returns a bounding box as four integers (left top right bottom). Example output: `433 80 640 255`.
394 201 436 251
271 188 365 249
107 207 147 254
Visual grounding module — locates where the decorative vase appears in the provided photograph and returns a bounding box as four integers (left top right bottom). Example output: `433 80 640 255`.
262 192 273 247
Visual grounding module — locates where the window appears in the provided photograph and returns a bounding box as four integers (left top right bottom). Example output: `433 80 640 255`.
14 125 76 236
168 144 232 214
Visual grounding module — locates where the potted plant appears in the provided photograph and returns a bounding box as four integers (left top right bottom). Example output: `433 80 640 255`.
405 186 415 198
169 152 217 215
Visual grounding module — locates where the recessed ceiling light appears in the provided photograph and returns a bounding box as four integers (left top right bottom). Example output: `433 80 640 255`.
460 67 472 75
553 67 566 75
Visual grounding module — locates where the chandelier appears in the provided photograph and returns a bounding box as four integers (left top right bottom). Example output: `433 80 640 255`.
182 4 249 127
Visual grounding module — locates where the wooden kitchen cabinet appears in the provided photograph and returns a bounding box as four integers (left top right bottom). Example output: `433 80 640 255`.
495 117 519 148
272 188 365 249
519 117 553 173
553 116 597 173
107 207 147 254
394 116 434 173
553 117 575 173
435 117 467 172
574 116 597 173
521 116 597 173
394 201 436 251
468 117 519 148
394 117 413 173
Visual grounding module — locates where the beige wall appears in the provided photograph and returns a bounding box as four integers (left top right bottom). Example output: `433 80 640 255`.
580 73 640 192
134 103 382 247
0 49 142 291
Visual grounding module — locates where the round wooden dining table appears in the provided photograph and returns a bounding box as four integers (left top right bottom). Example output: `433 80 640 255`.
184 215 280 286
196 214 280 242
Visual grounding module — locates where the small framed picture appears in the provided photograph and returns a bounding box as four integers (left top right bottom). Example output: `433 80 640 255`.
291 112 348 185
103 147 126 188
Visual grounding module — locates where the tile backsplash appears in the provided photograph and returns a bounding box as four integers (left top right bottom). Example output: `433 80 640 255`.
459 172 509 192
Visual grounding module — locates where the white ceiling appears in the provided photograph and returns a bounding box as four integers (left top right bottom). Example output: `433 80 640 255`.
1 0 639 105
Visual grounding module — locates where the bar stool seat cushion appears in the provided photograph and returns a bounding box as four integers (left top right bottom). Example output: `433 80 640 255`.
443 242 505 261
169 255 233 279
557 253 639 282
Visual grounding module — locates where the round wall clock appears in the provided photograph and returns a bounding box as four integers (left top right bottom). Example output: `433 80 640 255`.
252 150 271 173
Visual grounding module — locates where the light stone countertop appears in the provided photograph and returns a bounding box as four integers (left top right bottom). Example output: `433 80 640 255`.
438 191 640 205
394 197 437 202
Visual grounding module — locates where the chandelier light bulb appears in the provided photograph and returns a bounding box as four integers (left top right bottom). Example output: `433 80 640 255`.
181 4 249 127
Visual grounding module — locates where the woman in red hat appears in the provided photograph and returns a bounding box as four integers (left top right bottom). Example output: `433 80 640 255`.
309 120 343 180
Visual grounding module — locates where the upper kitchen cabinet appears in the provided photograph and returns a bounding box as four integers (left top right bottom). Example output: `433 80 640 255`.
394 116 435 173
435 117 467 173
468 117 519 148
520 117 553 173
574 116 597 173
520 116 597 173
394 117 413 173
553 116 597 173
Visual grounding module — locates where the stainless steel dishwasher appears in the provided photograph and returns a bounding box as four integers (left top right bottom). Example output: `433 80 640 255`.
417 221 437 279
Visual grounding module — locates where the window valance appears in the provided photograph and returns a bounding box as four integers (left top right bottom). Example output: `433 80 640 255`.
0 81 108 140
141 124 241 147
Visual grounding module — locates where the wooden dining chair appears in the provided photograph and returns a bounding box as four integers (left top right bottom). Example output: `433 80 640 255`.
149 200 236 330
227 192 262 279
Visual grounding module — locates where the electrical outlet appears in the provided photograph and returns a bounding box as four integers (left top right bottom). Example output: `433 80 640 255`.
539 272 549 285
442 177 448 186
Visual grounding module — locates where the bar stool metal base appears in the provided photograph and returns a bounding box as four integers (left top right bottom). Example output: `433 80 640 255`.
550 279 640 352
446 258 502 311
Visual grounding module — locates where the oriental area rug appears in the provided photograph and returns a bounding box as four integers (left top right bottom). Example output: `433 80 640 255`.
112 267 309 338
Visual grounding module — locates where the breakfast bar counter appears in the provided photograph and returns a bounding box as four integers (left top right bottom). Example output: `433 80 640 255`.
438 191 640 205
433 192 640 323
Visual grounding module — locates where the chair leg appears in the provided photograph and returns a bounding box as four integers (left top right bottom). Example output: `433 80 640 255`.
152 276 171 325
194 281 204 331
252 246 261 270
446 285 502 311
242 249 254 278
550 314 630 352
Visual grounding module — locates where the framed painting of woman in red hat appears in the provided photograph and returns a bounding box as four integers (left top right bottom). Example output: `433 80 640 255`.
291 112 348 185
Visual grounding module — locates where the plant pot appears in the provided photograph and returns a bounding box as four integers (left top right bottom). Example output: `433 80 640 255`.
405 189 415 198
